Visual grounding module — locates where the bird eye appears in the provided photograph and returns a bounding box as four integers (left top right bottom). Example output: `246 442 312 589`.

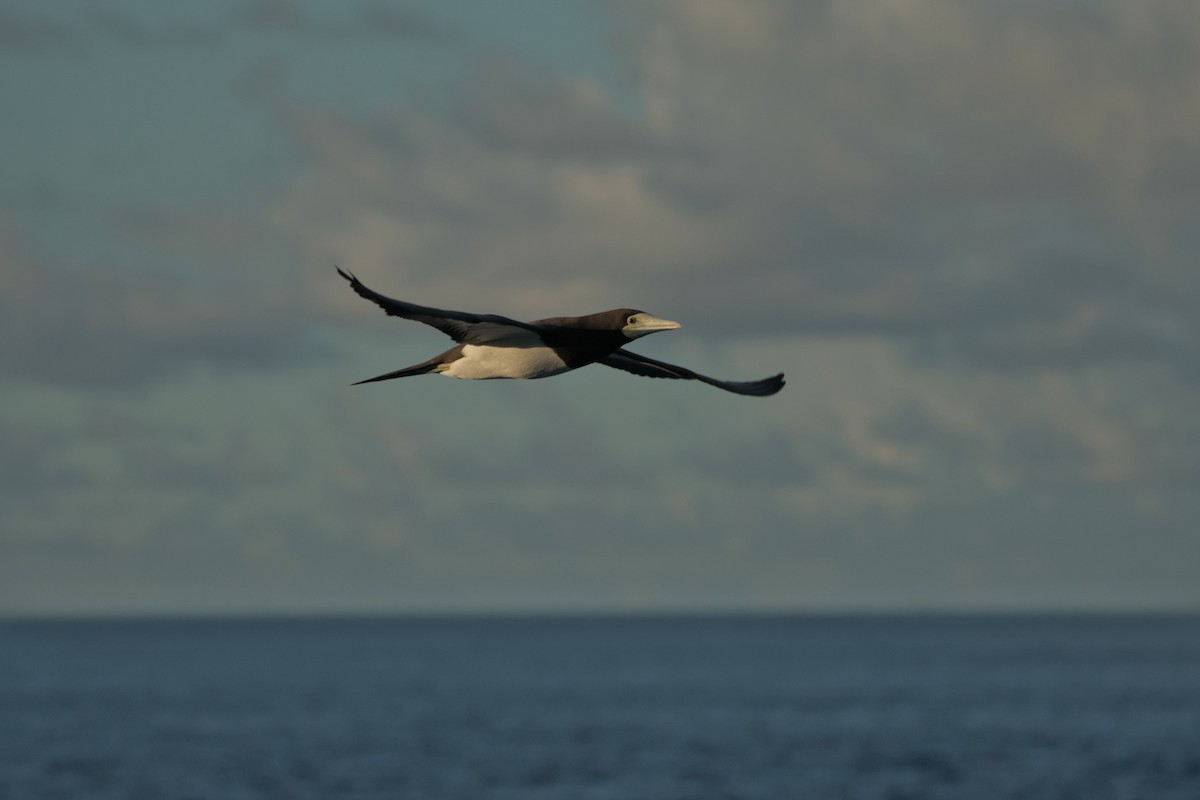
628 315 638 325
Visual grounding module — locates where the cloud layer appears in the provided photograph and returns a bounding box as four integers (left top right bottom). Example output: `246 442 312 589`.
3 1 1199 613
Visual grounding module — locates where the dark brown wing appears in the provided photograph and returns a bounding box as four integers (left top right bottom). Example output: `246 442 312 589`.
337 267 544 346
601 348 784 397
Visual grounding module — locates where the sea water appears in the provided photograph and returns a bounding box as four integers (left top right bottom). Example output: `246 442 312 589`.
1 615 1198 799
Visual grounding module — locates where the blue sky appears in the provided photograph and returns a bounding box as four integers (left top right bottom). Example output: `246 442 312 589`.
3 0 1199 616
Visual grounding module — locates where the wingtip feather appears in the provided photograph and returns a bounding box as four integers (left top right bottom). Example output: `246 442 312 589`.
744 373 785 397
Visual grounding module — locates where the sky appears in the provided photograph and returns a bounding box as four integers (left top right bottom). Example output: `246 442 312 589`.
2 0 1199 616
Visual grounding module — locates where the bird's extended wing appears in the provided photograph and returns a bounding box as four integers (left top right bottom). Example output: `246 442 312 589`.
336 267 544 346
600 348 785 397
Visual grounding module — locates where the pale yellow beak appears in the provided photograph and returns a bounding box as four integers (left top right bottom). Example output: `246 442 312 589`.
623 313 682 338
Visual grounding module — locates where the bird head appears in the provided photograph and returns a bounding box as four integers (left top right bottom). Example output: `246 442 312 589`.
618 310 682 339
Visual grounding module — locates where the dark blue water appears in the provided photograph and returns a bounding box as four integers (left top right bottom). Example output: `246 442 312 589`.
1 615 1198 799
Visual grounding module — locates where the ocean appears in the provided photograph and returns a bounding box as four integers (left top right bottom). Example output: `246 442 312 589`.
1 615 1197 799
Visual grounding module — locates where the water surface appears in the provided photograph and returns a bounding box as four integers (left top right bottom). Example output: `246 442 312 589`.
1 615 1198 799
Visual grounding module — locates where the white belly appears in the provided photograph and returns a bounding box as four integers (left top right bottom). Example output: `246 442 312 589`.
440 344 571 380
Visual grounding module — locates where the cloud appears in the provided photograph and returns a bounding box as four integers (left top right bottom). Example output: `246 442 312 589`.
81 8 221 49
358 2 454 41
446 56 665 163
0 417 91 499
0 216 329 390
253 1 1200 379
0 8 79 53
234 0 455 42
0 3 454 55
6 1 1200 614
610 0 1200 362
267 67 719 320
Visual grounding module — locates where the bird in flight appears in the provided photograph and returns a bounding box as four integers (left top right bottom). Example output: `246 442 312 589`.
336 268 784 396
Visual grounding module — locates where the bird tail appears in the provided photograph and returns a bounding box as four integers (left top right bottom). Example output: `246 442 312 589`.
352 357 442 385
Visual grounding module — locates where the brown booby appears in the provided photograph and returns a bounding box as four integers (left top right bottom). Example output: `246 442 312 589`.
336 268 784 396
